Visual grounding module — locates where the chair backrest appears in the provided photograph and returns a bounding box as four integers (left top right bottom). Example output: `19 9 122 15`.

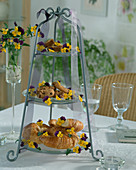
94 73 136 121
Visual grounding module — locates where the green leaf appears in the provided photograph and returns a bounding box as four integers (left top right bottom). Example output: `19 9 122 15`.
37 132 43 136
23 43 30 47
37 147 41 150
4 23 8 28
68 134 72 138
66 148 71 155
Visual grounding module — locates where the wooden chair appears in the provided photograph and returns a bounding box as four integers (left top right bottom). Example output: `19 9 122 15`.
94 73 136 121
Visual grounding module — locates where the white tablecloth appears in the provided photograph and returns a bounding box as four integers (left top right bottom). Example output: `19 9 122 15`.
0 103 136 170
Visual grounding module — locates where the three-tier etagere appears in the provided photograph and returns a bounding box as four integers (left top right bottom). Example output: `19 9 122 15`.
7 7 103 162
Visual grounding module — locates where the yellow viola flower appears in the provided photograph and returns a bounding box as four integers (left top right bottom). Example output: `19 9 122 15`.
56 95 61 100
38 82 42 87
38 31 41 37
33 30 36 36
14 42 21 50
24 32 28 38
67 43 71 49
29 88 35 92
37 120 43 127
38 81 45 87
45 98 52 106
42 81 45 85
76 46 80 52
42 132 48 136
64 93 68 100
2 48 6 53
12 27 21 36
63 47 67 53
37 44 45 52
61 48 64 53
79 95 83 102
57 118 65 126
8 39 13 43
27 140 30 143
73 146 81 153
57 80 61 85
54 42 61 46
57 131 63 138
67 127 75 134
2 28 8 35
28 141 35 148
68 90 73 96
31 26 34 32
80 133 85 138
34 25 37 30
49 49 55 52
79 140 88 148
22 139 27 145
2 42 5 47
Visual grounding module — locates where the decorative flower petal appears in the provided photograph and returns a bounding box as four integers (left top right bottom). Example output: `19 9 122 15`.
19 40 24 45
55 131 59 137
20 141 24 147
43 96 49 102
37 41 45 46
30 85 35 89
14 22 17 26
13 38 19 43
60 116 66 121
33 142 38 148
40 32 44 38
45 82 50 86
18 26 25 35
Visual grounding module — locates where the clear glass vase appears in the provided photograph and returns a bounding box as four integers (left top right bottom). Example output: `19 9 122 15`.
4 48 22 140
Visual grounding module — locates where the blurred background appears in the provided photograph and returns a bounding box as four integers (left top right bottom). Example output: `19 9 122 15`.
0 0 136 110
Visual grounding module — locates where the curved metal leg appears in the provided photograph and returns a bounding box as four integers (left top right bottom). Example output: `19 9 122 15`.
7 150 18 162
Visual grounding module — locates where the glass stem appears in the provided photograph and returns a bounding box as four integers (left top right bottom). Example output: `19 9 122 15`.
11 83 16 134
117 111 123 125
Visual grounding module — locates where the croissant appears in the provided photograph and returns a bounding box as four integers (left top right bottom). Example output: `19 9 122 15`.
48 119 84 132
22 123 50 144
40 126 79 149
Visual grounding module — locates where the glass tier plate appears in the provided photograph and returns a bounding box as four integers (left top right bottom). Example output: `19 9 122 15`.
26 144 72 154
35 51 71 57
22 89 78 105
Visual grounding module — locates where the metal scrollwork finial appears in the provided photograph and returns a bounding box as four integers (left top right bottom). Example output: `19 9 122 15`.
7 150 18 162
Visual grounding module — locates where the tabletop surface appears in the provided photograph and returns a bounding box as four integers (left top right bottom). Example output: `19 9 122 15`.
0 103 136 170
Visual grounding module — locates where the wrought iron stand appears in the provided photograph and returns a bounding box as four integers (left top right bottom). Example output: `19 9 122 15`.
7 7 103 162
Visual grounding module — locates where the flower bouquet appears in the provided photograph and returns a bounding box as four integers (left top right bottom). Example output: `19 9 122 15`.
0 22 44 140
0 22 44 83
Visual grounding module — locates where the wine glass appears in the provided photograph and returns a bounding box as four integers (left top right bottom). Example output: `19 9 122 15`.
2 49 22 140
109 83 133 131
81 84 102 132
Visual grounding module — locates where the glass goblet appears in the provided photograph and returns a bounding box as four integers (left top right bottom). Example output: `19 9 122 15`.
81 84 102 132
109 83 133 131
2 48 21 140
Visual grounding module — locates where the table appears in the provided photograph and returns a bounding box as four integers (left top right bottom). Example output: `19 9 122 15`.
0 103 136 170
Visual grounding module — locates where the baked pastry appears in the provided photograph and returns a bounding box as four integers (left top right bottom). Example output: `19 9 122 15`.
44 39 54 48
22 122 79 149
52 81 69 93
53 90 64 98
48 119 84 132
22 123 42 144
39 126 79 149
36 86 55 98
47 45 62 52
